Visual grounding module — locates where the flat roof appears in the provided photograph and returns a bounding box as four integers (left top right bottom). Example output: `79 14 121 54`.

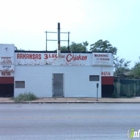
15 50 112 54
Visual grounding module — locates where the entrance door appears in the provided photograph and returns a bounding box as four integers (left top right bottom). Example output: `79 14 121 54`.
0 77 14 97
0 84 14 97
53 74 64 97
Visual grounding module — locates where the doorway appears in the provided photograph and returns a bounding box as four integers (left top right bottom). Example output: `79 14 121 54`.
53 74 64 97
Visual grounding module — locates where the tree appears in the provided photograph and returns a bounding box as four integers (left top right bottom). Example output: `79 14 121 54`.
60 41 89 52
114 57 131 76
90 39 117 55
90 39 131 77
60 46 68 51
130 57 140 78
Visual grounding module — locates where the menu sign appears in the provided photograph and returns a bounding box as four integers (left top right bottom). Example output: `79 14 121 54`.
0 44 15 77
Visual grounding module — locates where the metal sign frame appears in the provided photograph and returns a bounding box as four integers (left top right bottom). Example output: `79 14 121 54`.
45 28 70 51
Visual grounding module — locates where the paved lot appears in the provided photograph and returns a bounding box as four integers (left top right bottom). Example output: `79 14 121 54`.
0 103 140 140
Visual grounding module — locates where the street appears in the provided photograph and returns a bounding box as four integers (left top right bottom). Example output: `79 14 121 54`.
0 103 140 140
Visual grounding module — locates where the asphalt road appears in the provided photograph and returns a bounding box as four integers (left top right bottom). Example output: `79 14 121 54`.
0 103 140 140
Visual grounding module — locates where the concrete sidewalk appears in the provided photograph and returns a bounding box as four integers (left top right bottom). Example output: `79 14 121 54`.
0 97 140 103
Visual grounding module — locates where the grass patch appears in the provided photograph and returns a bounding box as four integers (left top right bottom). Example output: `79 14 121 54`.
13 92 38 102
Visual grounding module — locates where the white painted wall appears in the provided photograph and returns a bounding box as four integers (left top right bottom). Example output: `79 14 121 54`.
14 65 101 97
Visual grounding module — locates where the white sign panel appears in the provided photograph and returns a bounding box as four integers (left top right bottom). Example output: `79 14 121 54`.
92 53 113 66
0 44 15 77
15 53 92 66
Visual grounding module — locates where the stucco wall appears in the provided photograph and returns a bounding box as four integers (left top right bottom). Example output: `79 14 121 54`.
14 65 101 97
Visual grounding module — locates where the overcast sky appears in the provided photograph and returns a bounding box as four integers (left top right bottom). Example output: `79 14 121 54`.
0 0 140 67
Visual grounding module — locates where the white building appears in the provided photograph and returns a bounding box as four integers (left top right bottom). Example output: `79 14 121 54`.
0 44 114 98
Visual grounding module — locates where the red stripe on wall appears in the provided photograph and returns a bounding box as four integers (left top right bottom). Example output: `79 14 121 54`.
102 76 114 85
0 77 14 84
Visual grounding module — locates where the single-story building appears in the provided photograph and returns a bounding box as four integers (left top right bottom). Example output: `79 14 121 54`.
0 44 114 97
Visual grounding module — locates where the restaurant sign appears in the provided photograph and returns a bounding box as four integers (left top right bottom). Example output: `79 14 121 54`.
15 53 91 66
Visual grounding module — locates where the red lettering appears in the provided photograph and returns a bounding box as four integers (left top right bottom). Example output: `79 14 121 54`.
44 54 48 59
52 54 55 58
1 71 11 76
35 54 38 59
55 54 57 58
39 54 41 59
33 54 35 59
101 71 111 76
66 54 72 62
17 54 20 59
20 54 22 59
17 53 42 60
66 54 87 62
29 54 32 59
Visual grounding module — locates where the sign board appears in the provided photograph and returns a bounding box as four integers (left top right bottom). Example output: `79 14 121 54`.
15 53 92 66
92 53 113 66
0 44 15 77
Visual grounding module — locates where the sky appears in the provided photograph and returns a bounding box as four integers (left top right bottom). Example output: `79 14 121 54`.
0 0 140 68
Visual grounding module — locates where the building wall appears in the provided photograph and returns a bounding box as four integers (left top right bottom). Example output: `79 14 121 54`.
14 65 101 97
0 44 15 97
0 44 114 97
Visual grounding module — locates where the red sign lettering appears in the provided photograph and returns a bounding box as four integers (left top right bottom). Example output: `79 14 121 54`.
66 54 87 62
1 71 11 76
101 71 111 76
44 54 57 59
16 53 87 63
17 53 41 59
44 54 65 59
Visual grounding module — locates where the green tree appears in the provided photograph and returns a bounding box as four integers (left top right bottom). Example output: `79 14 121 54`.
60 46 68 51
90 39 131 76
130 57 140 78
114 57 131 76
60 41 89 52
90 39 117 55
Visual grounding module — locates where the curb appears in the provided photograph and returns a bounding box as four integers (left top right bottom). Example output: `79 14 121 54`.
1 97 140 104
0 101 140 104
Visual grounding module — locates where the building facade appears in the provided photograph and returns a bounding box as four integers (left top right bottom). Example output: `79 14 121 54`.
0 44 114 97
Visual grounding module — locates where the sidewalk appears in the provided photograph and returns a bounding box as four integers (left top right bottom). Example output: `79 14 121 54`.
0 97 140 103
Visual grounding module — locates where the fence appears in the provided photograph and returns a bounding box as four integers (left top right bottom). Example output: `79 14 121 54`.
114 78 140 97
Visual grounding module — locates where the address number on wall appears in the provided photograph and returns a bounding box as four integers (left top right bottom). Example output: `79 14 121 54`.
1 71 11 76
101 71 111 76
